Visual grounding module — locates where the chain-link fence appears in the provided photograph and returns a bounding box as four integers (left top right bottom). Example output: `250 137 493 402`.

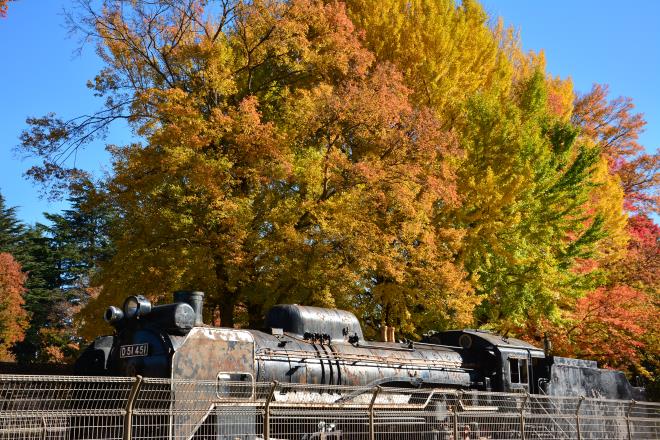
0 374 658 439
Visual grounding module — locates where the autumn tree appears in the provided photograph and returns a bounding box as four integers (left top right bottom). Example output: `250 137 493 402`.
543 214 659 387
572 83 659 214
0 253 29 361
552 285 652 369
565 82 658 384
345 1 611 331
20 0 475 338
608 215 660 382
572 84 645 161
449 73 607 331
0 0 14 18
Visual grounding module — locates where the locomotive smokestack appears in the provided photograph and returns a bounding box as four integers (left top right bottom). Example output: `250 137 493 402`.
174 290 204 326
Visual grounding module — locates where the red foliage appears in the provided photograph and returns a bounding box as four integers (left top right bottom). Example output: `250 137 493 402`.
552 214 659 370
557 285 652 369
0 253 29 361
613 214 660 289
628 214 660 246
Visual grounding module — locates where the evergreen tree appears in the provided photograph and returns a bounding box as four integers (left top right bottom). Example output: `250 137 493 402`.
15 190 114 363
0 193 24 254
12 225 64 362
0 187 114 363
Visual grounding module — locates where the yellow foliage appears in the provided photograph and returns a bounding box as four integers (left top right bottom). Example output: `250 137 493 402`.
588 157 629 263
346 0 513 119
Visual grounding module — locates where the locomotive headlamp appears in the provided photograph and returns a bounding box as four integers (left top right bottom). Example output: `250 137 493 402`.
123 295 152 319
104 306 124 324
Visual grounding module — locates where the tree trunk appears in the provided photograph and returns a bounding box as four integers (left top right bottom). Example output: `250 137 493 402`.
218 293 235 328
246 300 264 329
214 256 235 328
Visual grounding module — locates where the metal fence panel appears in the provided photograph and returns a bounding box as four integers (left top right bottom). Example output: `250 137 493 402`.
0 375 135 440
0 375 658 440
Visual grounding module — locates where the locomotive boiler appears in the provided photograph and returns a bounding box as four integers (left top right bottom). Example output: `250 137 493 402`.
75 290 641 401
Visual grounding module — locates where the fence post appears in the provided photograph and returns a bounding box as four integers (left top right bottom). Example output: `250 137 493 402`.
575 396 584 440
626 400 636 440
368 386 381 440
452 391 461 440
41 416 47 440
123 375 143 440
263 381 278 440
520 392 529 440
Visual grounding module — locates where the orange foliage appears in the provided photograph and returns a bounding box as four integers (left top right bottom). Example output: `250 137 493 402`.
556 285 653 369
0 253 29 361
617 153 660 214
572 84 645 161
572 83 658 214
0 0 12 18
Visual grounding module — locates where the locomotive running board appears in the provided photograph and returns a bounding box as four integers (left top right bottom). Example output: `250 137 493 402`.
458 401 499 412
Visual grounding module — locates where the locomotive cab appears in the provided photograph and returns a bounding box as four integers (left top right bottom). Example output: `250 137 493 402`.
424 330 545 394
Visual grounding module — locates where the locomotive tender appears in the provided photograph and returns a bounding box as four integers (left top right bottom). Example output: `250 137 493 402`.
76 290 640 401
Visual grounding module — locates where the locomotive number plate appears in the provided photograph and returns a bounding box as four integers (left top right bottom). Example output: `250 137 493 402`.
120 343 149 358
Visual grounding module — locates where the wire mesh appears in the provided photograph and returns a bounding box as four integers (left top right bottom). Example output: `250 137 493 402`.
0 375 134 440
0 375 658 440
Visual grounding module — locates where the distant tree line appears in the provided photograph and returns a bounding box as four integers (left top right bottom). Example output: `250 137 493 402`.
0 191 113 363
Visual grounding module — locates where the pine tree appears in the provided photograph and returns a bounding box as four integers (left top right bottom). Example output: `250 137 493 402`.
13 189 114 363
0 193 24 254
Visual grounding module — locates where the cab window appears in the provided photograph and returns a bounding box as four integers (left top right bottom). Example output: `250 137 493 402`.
217 372 254 399
509 358 528 384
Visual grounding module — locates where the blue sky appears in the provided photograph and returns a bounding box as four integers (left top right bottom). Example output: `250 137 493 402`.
1 0 658 224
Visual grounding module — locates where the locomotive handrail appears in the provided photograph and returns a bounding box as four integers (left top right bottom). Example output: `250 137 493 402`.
528 393 577 439
354 342 414 352
403 340 464 350
255 348 466 371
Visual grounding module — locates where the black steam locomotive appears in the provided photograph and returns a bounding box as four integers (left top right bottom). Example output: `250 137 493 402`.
76 290 641 401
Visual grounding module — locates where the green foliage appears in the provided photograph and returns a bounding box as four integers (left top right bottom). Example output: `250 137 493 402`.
451 73 603 330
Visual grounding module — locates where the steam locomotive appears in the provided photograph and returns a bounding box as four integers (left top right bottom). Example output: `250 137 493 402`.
75 290 641 400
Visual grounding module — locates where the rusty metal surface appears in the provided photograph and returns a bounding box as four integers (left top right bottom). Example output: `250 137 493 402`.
170 327 255 440
171 327 255 381
251 331 469 388
265 304 364 341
